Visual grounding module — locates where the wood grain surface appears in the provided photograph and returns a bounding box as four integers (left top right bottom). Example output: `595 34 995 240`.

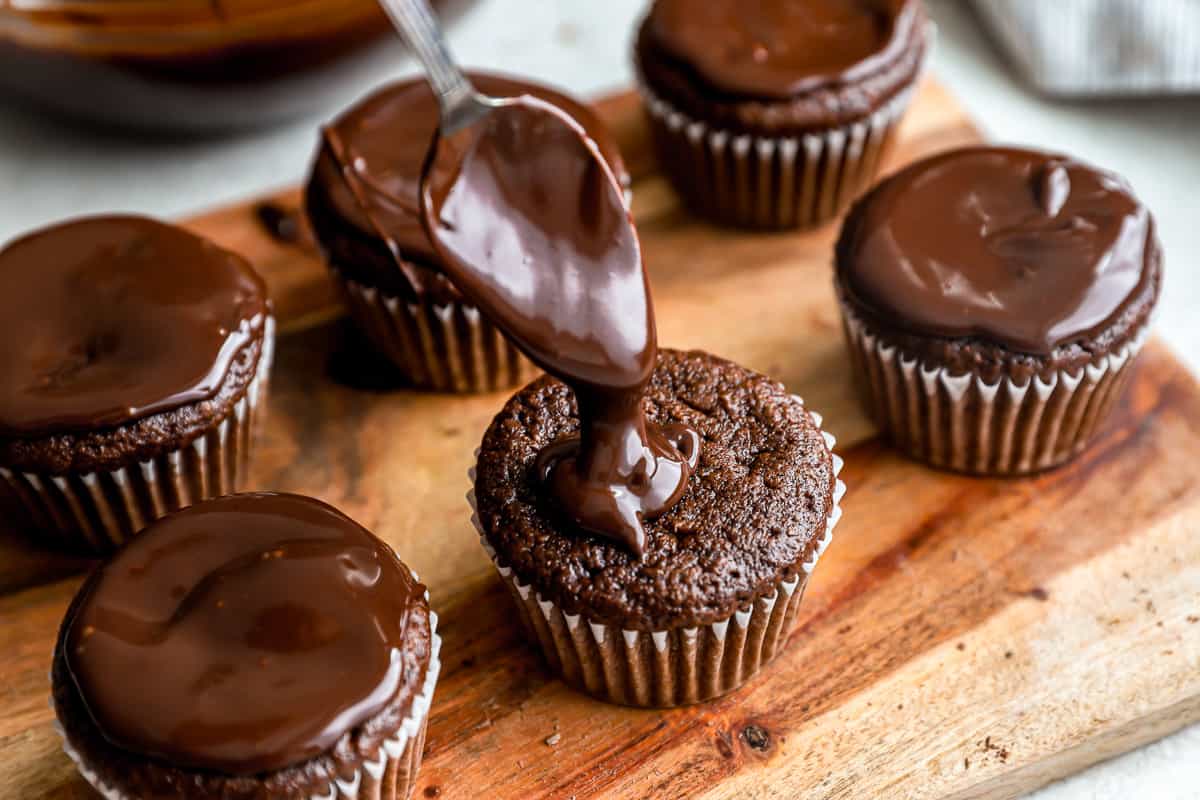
1 79 1198 800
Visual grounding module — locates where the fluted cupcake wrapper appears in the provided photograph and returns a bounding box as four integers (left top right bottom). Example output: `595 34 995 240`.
469 398 845 707
636 79 917 230
841 304 1151 476
0 319 275 555
54 578 442 800
335 270 539 394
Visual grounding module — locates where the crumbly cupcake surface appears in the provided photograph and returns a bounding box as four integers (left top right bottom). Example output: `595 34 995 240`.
474 349 835 631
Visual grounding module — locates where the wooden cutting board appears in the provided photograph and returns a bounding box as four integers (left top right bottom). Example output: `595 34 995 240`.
2 79 1199 800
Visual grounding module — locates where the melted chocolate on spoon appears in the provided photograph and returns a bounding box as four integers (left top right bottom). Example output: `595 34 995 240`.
418 97 699 556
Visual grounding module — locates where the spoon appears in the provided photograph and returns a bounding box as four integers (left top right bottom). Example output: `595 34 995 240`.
374 0 700 558
375 0 500 134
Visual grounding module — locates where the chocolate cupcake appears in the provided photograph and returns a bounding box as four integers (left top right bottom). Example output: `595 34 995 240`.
835 146 1162 475
305 72 631 393
0 216 273 554
52 492 441 800
635 0 930 229
470 350 843 707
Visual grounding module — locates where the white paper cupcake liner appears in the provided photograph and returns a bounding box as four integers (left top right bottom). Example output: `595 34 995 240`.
973 0 1200 96
55 578 442 800
468 397 845 707
841 303 1151 475
0 318 275 555
637 80 916 230
335 269 538 393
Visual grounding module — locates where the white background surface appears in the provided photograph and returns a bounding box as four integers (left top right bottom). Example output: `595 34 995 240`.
1 1 1198 797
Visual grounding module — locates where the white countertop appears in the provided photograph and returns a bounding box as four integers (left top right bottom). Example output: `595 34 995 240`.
1 1 1197 797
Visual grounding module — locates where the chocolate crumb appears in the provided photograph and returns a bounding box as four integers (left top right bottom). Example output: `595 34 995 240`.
956 642 966 651
964 757 970 769
1188 616 1199 624
741 724 771 753
837 624 853 635
1028 587 1049 602
1004 651 1014 659
254 202 303 245
424 787 441 798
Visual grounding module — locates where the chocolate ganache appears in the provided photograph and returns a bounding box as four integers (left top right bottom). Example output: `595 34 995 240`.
646 0 919 99
837 147 1158 355
63 492 425 775
312 74 629 287
418 98 697 557
0 215 268 438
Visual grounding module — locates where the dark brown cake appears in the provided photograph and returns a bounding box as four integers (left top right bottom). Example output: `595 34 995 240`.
472 349 841 705
633 0 930 229
834 146 1163 475
52 493 439 800
0 215 273 553
305 72 631 393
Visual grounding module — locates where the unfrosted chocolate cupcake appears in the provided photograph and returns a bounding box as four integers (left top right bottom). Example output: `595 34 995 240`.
635 0 929 229
52 492 440 800
835 146 1162 475
471 349 843 707
305 72 631 393
0 216 273 554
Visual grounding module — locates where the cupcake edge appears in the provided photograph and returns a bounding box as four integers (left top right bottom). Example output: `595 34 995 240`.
0 317 276 554
634 33 930 230
839 298 1152 475
468 395 845 708
334 268 541 393
53 573 443 800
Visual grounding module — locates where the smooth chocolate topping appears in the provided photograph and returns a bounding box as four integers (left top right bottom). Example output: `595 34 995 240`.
646 0 916 99
313 73 629 270
63 492 423 776
0 215 268 438
415 97 696 557
837 147 1158 355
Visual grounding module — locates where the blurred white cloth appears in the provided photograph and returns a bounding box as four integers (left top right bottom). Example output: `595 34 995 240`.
974 0 1200 95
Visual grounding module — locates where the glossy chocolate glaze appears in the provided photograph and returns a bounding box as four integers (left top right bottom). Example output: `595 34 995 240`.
312 73 629 273
417 98 696 556
645 0 917 99
837 147 1158 355
63 492 424 775
0 215 268 438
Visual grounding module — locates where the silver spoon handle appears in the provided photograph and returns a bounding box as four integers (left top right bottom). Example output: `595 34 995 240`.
377 0 481 129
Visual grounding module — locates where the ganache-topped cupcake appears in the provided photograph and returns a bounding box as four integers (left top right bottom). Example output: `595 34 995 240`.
472 350 842 706
404 88 843 705
635 0 929 229
835 146 1162 475
0 215 273 554
305 72 631 393
52 492 440 800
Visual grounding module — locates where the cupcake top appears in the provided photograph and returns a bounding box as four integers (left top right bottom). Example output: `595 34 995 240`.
636 0 926 133
836 146 1160 355
60 492 428 776
645 0 919 98
475 349 835 631
0 215 268 438
306 72 630 299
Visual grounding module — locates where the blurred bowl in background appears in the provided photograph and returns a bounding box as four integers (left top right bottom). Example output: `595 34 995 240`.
0 0 465 134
